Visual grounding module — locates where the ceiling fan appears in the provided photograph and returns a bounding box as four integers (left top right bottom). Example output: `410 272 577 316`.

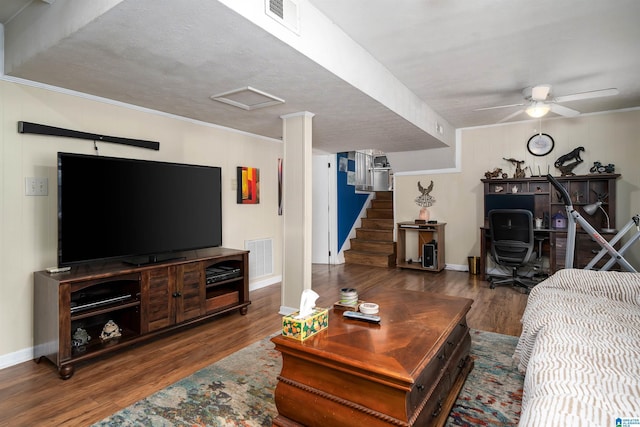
475 84 619 123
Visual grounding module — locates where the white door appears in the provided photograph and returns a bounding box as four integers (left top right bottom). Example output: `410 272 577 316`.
312 155 333 264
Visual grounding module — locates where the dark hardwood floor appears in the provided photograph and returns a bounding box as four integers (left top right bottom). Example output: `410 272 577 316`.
0 264 528 426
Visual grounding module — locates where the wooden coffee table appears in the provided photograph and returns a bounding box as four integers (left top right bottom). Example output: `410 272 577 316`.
271 288 473 427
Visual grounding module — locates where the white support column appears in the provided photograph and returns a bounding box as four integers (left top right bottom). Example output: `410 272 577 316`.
280 111 314 314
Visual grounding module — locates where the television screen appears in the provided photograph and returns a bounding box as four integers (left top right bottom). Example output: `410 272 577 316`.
58 152 222 266
484 193 535 218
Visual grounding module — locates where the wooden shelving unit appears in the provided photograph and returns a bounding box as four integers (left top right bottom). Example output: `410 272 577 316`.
480 174 620 278
396 222 446 272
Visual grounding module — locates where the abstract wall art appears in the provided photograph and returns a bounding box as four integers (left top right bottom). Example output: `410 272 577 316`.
237 166 260 204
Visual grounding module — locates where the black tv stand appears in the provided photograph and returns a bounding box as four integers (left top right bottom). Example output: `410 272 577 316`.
123 253 187 267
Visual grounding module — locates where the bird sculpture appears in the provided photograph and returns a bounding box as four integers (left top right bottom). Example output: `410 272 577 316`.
415 180 436 222
416 180 435 207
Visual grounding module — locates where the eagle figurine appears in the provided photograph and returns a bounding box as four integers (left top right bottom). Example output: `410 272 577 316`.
415 180 435 208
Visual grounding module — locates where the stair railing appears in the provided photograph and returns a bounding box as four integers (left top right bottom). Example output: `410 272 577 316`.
354 151 392 191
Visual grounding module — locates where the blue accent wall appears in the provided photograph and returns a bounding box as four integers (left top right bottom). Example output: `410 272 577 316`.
336 153 370 251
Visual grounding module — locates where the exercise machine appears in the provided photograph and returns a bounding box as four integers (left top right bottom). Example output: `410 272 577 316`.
547 174 639 272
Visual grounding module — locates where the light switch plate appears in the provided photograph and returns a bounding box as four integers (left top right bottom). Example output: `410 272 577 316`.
25 177 48 196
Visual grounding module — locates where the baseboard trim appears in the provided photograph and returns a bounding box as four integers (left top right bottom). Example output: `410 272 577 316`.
445 263 467 272
279 306 298 316
249 275 281 291
0 347 33 371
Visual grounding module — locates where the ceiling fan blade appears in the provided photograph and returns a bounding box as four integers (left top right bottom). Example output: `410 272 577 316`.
497 109 525 123
531 84 551 101
555 88 619 103
473 103 525 112
550 103 580 117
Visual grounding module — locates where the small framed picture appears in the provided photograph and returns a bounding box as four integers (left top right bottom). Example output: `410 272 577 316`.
237 166 260 204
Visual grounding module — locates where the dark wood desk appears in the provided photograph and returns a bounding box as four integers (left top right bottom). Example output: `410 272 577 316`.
271 288 473 427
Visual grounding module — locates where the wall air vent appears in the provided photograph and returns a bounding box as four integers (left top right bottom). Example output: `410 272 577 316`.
269 0 284 18
265 0 299 34
245 238 274 279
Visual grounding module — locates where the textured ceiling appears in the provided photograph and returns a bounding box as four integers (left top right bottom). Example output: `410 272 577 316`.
2 0 639 155
312 0 640 127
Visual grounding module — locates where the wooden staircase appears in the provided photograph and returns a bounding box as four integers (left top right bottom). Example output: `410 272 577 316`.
344 191 396 268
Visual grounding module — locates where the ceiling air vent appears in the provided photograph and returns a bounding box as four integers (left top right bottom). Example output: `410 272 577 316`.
265 0 299 34
210 86 285 111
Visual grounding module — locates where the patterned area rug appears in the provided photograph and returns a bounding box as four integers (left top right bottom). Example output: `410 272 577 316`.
447 330 524 426
93 329 523 427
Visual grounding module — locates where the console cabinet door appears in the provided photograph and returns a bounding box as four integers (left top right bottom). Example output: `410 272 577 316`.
141 267 175 332
175 262 206 323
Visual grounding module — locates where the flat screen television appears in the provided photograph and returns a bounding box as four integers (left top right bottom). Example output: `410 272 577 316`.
484 193 535 218
58 152 222 266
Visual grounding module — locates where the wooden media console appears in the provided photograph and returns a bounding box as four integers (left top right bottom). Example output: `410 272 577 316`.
34 247 249 379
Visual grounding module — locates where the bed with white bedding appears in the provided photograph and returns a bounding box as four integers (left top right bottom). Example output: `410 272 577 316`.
513 269 640 426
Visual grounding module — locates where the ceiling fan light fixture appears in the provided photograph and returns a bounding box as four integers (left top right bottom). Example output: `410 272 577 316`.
526 102 551 118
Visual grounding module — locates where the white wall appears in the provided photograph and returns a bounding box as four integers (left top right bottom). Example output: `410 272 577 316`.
394 109 640 269
0 79 283 368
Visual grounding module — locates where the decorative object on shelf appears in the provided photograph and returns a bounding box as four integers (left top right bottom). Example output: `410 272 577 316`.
503 158 526 178
590 161 615 174
527 165 550 177
591 189 609 203
554 146 585 176
535 217 543 229
555 191 563 203
573 190 583 203
494 186 504 193
511 186 519 193
552 211 568 229
527 133 555 156
484 168 507 179
237 166 260 204
100 320 122 341
71 328 91 347
415 180 435 221
557 163 581 177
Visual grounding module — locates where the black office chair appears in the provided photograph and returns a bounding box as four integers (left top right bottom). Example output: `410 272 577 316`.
488 209 537 291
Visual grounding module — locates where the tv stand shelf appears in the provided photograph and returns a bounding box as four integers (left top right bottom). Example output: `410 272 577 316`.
34 247 249 379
